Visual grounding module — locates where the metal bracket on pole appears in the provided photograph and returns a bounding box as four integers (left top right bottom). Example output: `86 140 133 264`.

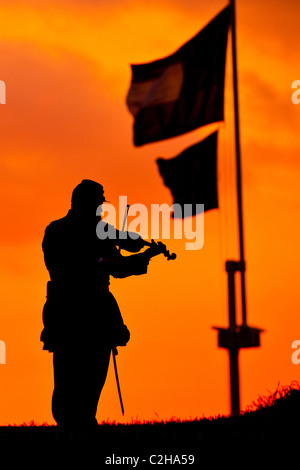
213 260 264 415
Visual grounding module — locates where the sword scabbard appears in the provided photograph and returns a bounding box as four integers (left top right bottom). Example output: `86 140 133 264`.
112 347 125 415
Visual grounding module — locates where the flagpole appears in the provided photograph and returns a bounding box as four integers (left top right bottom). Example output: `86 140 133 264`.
230 0 247 325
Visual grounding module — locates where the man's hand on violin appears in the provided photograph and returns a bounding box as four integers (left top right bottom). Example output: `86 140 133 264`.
115 232 147 253
143 240 177 261
147 240 161 256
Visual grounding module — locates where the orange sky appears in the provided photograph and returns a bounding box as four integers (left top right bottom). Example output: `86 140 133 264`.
0 0 299 425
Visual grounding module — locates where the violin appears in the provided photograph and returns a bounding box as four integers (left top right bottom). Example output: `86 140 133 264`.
119 205 176 261
144 239 177 261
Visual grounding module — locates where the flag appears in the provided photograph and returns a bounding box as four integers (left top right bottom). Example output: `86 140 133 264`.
156 132 218 217
126 7 230 146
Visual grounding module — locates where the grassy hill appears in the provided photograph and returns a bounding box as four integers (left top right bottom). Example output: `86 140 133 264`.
1 382 299 465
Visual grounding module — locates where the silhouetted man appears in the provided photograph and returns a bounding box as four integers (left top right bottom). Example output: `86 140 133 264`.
41 179 155 431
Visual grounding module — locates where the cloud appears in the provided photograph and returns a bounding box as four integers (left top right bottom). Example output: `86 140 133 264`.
0 41 129 243
0 0 299 245
238 70 300 152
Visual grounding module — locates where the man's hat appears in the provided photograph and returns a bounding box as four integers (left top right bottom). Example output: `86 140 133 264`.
71 179 108 207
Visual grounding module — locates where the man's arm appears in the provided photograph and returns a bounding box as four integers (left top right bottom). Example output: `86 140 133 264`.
98 242 165 279
98 251 150 278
